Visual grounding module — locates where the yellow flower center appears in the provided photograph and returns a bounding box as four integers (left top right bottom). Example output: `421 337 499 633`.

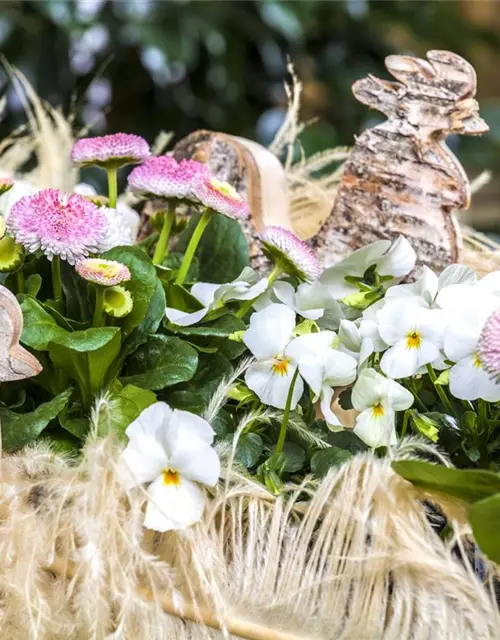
372 402 385 418
473 352 482 369
272 357 290 376
210 177 241 201
162 469 181 486
406 330 422 350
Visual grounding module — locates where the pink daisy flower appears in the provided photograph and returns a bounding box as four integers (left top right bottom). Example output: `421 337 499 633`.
76 258 131 287
127 156 208 202
479 307 500 381
193 174 249 219
71 133 150 169
0 177 14 196
260 226 322 281
8 189 108 264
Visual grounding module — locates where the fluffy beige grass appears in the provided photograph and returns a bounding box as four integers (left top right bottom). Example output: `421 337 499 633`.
0 425 498 639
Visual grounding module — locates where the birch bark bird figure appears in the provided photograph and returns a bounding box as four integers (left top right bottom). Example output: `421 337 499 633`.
308 50 488 271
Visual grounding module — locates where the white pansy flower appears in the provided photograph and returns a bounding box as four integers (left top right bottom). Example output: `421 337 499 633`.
122 402 220 532
378 301 446 379
352 368 413 447
243 304 304 410
165 267 268 326
320 236 416 299
338 319 375 368
444 296 500 401
273 280 344 328
287 330 357 430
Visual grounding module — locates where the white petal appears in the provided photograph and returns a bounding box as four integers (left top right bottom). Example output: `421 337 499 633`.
476 271 500 297
319 386 342 431
352 368 388 410
273 281 296 308
322 240 391 292
385 265 438 307
121 441 167 488
245 361 303 410
354 409 397 448
339 319 361 352
376 236 416 277
191 282 219 307
243 304 295 359
125 402 173 441
165 306 209 326
323 349 357 387
170 442 220 487
144 475 206 532
377 300 421 344
385 378 414 411
449 357 500 402
233 277 268 301
296 281 342 322
438 264 477 290
380 339 439 379
443 303 497 363
170 410 215 445
286 331 337 396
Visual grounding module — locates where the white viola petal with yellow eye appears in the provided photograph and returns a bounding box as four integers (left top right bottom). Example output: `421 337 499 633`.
243 303 296 360
245 360 304 410
121 402 220 532
351 369 412 447
449 355 500 402
145 475 206 532
377 301 446 379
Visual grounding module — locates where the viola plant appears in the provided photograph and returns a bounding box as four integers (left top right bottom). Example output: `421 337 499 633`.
4 129 500 539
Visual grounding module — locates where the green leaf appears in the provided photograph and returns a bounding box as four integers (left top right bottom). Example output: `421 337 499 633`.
176 212 249 283
25 273 42 297
282 442 306 472
166 313 245 337
61 260 90 322
1 387 72 451
102 246 157 336
48 328 121 406
21 296 69 350
96 382 157 438
392 460 500 503
122 335 198 390
311 447 352 477
327 429 368 453
435 369 450 386
235 432 264 468
468 493 500 563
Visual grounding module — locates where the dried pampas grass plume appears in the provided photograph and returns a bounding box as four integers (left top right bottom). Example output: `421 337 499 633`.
0 390 499 640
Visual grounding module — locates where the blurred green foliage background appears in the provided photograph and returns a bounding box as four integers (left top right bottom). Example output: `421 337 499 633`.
1 0 500 228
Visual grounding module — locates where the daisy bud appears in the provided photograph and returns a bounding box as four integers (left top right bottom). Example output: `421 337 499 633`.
127 156 209 202
193 175 249 219
0 236 24 272
71 133 150 170
103 285 133 318
0 177 14 196
260 226 322 282
75 258 131 287
479 307 500 381
8 189 108 265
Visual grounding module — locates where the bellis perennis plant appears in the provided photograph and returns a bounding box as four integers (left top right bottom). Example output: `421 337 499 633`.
5 122 500 535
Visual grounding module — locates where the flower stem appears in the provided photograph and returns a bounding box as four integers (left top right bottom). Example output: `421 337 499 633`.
152 204 175 265
16 269 24 294
426 364 457 418
93 287 105 327
107 167 118 209
52 255 63 303
175 209 213 286
236 264 282 319
401 410 410 440
276 368 299 455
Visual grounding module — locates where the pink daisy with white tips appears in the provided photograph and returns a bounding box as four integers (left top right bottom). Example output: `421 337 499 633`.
8 189 108 264
76 258 131 287
127 156 208 202
0 177 14 196
71 133 150 169
479 307 500 382
260 226 322 282
194 174 249 219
